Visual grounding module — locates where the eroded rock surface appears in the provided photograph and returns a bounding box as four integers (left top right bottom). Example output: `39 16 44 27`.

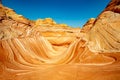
81 18 95 33
0 0 120 80
86 0 120 53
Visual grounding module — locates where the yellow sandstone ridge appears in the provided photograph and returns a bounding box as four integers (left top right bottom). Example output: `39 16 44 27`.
35 18 70 28
35 18 56 26
81 18 95 33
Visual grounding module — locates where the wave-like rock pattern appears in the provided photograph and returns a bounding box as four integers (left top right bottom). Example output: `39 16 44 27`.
0 36 118 80
0 0 120 80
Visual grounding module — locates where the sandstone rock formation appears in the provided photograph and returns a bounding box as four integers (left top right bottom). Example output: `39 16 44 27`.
0 0 120 80
81 18 95 33
86 0 120 53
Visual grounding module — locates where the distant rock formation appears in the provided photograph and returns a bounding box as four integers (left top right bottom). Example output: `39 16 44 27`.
0 5 79 40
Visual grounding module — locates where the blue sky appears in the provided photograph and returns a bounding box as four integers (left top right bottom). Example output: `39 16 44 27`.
2 0 110 27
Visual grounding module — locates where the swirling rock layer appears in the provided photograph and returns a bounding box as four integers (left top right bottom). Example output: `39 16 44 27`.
0 0 120 80
87 0 120 52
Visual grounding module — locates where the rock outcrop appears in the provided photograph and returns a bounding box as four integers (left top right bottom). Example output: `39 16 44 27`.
81 18 95 33
0 4 33 40
86 0 120 53
0 0 120 80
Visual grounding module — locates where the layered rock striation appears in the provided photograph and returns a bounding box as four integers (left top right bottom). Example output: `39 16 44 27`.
0 0 120 80
86 0 120 52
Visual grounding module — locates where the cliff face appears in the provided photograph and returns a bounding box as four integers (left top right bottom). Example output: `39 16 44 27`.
104 0 120 13
86 0 120 52
0 0 120 80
